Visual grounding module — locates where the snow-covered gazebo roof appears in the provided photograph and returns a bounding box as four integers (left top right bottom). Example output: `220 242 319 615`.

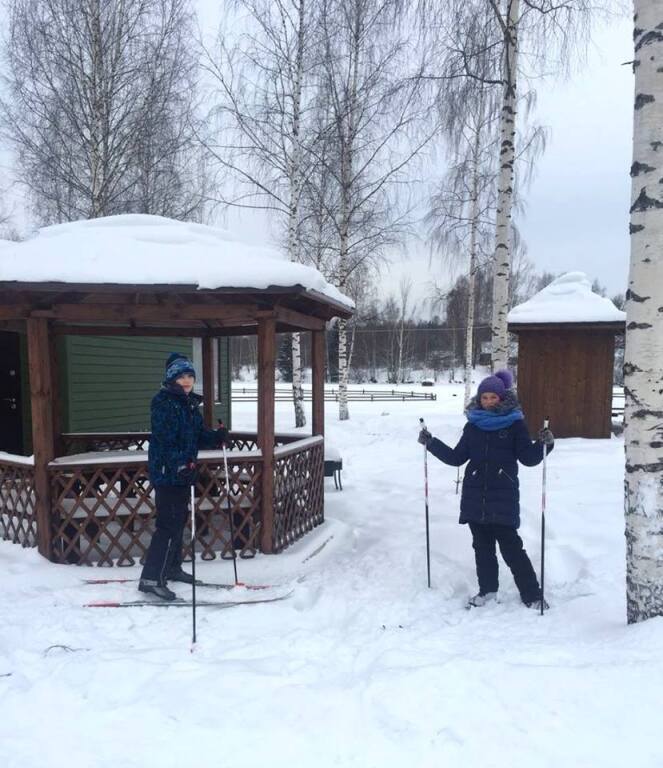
508 272 625 328
0 214 353 314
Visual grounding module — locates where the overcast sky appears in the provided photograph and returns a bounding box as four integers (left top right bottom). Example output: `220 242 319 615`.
1 5 633 310
386 16 634 308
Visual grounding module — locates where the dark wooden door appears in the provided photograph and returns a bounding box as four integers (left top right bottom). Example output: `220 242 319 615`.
0 331 22 453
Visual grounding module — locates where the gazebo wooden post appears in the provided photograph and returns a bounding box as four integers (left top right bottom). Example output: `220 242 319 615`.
26 318 56 559
257 315 276 553
312 329 325 437
50 336 63 457
201 336 215 426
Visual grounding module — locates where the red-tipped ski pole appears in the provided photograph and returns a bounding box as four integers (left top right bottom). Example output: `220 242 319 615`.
190 481 197 647
222 440 240 585
218 421 240 585
420 418 431 588
540 418 549 617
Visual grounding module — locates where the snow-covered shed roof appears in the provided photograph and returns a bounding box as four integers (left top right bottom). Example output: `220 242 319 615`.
507 272 625 327
0 214 353 310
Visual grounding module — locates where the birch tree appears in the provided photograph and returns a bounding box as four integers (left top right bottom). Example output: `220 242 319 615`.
203 0 320 427
426 0 501 405
418 0 595 371
2 0 202 223
486 0 594 370
428 90 498 405
317 0 435 420
624 2 663 624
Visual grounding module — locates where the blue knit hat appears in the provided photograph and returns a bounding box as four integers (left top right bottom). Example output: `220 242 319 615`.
477 369 513 400
165 352 196 383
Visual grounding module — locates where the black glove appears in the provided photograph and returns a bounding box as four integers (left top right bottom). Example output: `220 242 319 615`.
538 427 554 447
216 425 229 447
176 460 197 484
418 428 432 446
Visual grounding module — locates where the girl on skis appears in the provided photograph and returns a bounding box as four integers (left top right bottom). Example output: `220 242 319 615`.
139 352 228 601
418 370 554 609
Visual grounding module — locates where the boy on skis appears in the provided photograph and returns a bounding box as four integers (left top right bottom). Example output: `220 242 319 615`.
418 370 554 610
139 352 228 601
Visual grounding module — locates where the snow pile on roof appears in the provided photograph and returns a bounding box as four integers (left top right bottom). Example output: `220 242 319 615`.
508 272 625 325
0 214 353 308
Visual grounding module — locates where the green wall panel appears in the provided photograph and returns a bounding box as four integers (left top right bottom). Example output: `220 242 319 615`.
63 337 191 432
18 335 232 449
216 337 232 429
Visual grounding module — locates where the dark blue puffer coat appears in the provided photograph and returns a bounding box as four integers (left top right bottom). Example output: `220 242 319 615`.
427 403 552 528
148 384 220 487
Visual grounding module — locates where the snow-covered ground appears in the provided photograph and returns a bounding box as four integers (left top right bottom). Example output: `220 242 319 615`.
2 382 662 768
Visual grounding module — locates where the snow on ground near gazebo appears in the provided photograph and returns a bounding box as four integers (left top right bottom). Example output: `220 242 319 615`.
0 214 352 307
2 381 662 768
508 271 626 324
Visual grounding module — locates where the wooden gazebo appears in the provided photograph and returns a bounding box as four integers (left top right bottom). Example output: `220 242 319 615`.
508 272 625 439
0 215 352 565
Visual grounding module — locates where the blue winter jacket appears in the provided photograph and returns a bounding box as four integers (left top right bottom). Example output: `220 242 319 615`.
427 397 552 528
148 384 220 487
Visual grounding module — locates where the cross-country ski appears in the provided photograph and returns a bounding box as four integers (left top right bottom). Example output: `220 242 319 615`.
84 593 293 609
81 578 277 591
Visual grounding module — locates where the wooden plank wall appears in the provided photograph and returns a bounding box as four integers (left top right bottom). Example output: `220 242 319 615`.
517 330 615 439
62 336 188 431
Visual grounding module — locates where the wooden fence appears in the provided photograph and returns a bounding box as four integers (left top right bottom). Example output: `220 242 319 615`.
232 386 437 402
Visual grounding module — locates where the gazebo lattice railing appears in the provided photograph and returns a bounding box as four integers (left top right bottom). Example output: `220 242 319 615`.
44 432 322 566
0 456 37 548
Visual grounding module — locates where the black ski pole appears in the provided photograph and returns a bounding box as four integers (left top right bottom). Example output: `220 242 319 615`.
540 417 549 616
419 418 431 588
190 480 197 648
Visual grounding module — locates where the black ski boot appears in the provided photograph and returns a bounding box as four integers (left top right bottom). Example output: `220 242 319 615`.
138 580 177 601
166 568 202 585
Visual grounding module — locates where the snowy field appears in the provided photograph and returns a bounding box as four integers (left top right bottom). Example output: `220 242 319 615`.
2 382 662 768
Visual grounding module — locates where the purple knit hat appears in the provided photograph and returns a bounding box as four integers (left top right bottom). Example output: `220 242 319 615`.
477 369 514 400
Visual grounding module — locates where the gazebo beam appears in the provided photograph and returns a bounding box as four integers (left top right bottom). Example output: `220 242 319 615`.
26 318 55 559
274 306 326 332
257 316 276 554
29 303 262 323
51 325 258 337
312 330 325 437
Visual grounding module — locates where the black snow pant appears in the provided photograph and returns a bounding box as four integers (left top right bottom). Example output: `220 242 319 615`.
468 521 541 604
140 485 190 585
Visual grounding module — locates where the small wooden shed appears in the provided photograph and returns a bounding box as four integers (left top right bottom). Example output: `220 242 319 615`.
507 272 625 439
0 214 353 565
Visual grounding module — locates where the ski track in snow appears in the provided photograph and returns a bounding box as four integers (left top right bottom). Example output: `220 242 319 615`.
2 382 663 768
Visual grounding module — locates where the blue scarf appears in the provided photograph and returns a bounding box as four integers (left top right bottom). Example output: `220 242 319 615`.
465 390 524 431
466 407 524 431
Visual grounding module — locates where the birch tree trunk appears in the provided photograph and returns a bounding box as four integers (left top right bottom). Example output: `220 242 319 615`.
624 2 663 624
291 332 306 426
336 7 360 423
490 0 520 372
338 317 350 420
464 86 485 407
290 0 307 427
464 183 480 407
